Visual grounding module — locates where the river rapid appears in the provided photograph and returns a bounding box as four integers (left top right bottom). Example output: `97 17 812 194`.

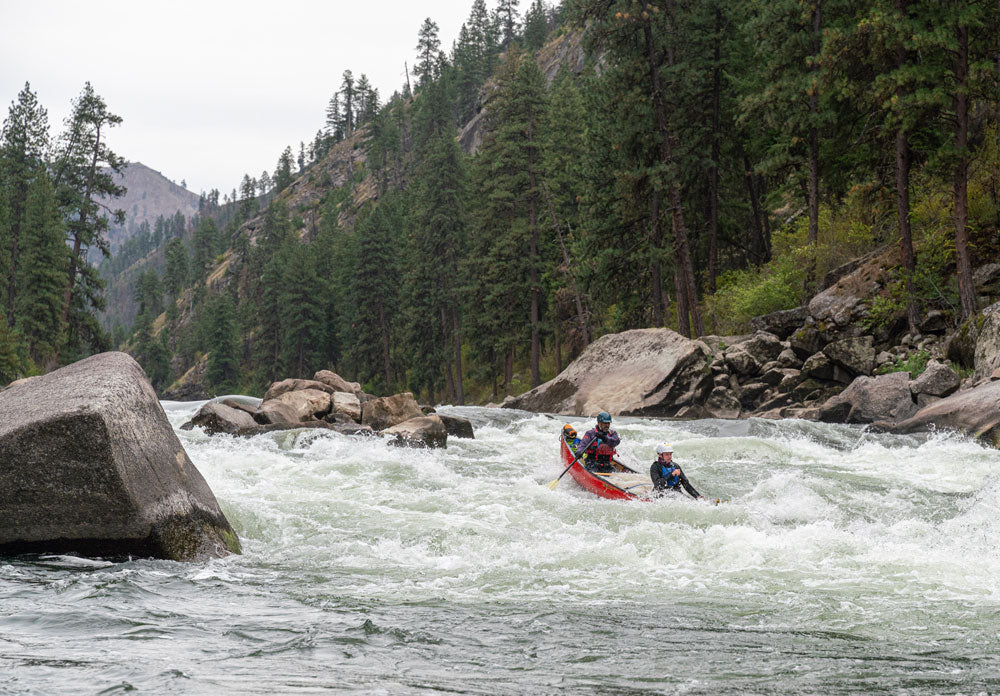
3 402 1000 695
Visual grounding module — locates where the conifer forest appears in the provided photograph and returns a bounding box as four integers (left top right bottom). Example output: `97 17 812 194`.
3 0 1000 404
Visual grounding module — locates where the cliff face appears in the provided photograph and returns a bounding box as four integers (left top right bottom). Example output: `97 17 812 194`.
99 162 200 253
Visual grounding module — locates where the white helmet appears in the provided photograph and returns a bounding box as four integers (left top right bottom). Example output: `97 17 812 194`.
656 443 674 454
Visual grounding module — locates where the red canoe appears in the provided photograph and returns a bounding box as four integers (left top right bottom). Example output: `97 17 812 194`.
559 435 653 500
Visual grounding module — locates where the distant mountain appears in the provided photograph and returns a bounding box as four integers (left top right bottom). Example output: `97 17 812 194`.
100 162 200 253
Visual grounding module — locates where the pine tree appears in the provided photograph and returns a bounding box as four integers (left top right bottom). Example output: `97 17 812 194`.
205 292 240 394
524 0 548 50
52 82 124 363
274 146 294 192
414 18 442 89
340 70 356 136
1 82 50 329
13 169 66 365
496 0 522 47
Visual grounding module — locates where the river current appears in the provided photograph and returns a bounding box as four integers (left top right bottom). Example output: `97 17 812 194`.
2 401 1000 694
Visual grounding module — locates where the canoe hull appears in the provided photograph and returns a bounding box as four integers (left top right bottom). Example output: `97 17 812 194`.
559 437 650 501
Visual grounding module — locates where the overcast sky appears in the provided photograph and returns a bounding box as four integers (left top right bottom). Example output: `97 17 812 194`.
0 0 480 195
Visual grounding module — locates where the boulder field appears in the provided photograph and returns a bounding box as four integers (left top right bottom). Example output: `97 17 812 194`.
180 370 474 449
0 352 240 561
506 254 1000 446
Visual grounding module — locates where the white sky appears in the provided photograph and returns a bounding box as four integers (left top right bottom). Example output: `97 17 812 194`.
0 0 481 195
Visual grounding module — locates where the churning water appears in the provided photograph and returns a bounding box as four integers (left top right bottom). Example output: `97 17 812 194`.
3 402 1000 694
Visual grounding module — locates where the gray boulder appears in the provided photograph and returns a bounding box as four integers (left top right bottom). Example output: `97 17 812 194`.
362 392 424 431
724 343 762 377
312 370 362 395
262 388 332 422
817 371 917 424
0 352 240 561
749 306 809 340
181 402 257 435
879 379 1000 446
505 328 712 417
437 413 475 439
330 391 362 422
910 360 960 398
383 415 448 448
973 301 1000 382
262 378 335 402
823 335 876 377
703 386 741 419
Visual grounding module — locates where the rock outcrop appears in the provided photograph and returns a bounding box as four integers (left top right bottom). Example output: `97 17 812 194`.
505 328 712 417
876 379 1000 446
0 352 240 561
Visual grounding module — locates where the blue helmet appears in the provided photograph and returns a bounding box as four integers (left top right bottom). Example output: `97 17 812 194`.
597 411 612 424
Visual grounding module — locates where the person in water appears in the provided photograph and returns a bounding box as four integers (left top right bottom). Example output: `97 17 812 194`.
650 443 703 499
578 411 621 473
562 424 581 452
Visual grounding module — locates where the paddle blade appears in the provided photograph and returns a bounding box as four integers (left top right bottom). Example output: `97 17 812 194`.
546 478 560 491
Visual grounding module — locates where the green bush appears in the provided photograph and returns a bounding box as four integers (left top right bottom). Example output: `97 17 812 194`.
875 349 930 378
705 251 806 334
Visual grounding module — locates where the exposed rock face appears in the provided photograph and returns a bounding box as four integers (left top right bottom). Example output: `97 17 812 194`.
749 306 809 340
383 415 448 449
817 371 918 424
180 402 257 435
506 328 712 417
880 379 1000 446
437 413 475 439
0 352 240 561
973 301 1000 381
313 370 362 395
263 378 335 401
362 393 424 431
330 391 362 422
910 360 960 398
823 336 875 377
162 354 208 401
809 247 897 333
268 389 332 421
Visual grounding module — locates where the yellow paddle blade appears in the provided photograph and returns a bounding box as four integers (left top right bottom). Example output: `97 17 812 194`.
546 478 560 490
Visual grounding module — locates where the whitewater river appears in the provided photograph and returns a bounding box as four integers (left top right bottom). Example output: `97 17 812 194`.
3 402 1000 694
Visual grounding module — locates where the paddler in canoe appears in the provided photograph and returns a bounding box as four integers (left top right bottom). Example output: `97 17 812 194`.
576 411 628 473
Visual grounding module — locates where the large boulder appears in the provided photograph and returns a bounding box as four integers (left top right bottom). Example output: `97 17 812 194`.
823 335 876 377
362 392 424 431
0 352 240 561
505 328 712 417
909 360 961 398
382 415 448 448
816 371 918 424
973 301 1000 382
749 306 809 340
313 370 362 395
262 378 335 401
181 402 258 435
262 388 331 422
878 379 1000 446
437 413 475 439
330 391 362 422
809 247 897 332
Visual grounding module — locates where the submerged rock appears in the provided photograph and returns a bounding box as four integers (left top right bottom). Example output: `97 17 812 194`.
0 352 240 561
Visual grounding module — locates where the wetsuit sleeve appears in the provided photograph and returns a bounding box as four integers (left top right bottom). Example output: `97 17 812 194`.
606 430 621 449
678 470 701 499
578 431 597 455
650 462 666 490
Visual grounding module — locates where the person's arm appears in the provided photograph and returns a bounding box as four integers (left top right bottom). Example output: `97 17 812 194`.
605 430 621 449
678 469 702 499
577 431 598 455
650 462 665 489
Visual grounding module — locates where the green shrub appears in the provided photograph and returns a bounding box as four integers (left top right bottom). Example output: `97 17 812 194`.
875 349 930 378
705 251 806 334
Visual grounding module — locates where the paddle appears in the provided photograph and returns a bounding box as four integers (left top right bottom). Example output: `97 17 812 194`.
547 437 590 490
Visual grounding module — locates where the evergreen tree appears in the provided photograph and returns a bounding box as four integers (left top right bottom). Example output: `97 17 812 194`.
13 169 66 365
0 82 50 330
326 91 343 141
415 18 442 89
340 70 356 136
496 0 522 47
274 146 294 192
191 216 219 282
52 82 124 363
524 0 549 50
204 292 240 394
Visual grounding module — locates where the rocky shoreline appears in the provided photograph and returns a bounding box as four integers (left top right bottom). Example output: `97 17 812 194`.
506 253 1000 447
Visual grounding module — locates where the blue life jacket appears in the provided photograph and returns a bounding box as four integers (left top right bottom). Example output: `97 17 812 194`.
657 464 680 488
